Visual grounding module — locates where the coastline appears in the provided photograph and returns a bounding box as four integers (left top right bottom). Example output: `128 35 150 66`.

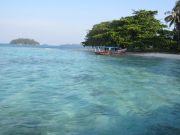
127 52 180 60
82 47 180 59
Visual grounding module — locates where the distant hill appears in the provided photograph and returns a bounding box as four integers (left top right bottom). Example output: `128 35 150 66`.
59 44 83 49
10 38 40 45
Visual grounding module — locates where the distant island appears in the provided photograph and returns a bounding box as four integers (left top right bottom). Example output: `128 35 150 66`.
10 38 40 45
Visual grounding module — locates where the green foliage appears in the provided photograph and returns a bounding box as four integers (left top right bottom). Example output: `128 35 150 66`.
165 0 180 48
10 38 40 45
83 10 177 52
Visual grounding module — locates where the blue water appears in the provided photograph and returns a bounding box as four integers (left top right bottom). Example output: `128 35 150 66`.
0 45 180 135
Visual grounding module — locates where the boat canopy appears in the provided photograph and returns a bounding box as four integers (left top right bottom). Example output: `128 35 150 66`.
94 46 122 51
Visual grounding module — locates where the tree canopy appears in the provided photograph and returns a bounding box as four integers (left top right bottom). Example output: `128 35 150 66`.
10 38 40 45
165 0 180 49
83 10 177 52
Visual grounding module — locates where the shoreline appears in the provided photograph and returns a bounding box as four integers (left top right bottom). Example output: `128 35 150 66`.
127 52 180 60
82 48 180 59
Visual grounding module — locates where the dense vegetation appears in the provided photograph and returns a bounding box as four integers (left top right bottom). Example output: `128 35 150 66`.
83 1 180 53
165 0 180 49
10 38 40 45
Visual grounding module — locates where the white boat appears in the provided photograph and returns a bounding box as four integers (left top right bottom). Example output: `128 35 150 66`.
94 46 127 55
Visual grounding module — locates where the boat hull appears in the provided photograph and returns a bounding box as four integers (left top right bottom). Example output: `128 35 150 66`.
95 51 111 55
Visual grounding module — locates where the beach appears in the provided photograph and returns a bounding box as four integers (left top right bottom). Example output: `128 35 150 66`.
127 52 180 60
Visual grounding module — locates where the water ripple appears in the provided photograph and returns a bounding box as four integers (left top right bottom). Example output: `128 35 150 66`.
0 46 180 135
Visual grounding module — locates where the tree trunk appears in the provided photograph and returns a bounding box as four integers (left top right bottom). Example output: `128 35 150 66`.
178 31 180 48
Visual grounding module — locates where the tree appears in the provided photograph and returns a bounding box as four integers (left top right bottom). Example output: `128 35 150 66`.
83 10 174 52
165 0 180 48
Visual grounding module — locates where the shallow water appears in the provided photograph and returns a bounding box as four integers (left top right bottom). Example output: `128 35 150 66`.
0 45 180 135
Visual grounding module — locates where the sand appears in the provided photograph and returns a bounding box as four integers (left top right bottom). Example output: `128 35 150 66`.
127 52 180 60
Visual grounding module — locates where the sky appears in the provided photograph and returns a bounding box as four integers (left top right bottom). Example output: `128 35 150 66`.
0 0 176 45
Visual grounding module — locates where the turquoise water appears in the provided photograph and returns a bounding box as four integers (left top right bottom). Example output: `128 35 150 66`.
0 45 180 135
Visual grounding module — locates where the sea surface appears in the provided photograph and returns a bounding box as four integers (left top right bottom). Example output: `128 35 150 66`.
0 44 180 135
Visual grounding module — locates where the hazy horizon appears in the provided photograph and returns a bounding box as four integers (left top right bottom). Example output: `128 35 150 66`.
0 0 175 45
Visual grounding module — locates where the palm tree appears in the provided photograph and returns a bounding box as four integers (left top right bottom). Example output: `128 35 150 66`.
165 0 180 47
